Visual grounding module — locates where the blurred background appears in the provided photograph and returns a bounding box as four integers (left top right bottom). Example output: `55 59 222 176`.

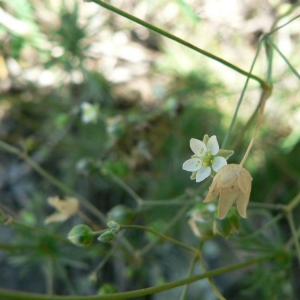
0 0 300 299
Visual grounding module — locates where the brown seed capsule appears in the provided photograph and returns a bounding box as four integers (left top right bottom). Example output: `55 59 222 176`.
203 164 252 219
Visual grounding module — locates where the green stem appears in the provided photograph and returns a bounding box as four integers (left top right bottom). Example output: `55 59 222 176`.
267 38 300 80
239 213 283 241
90 0 267 88
11 219 71 245
105 171 143 207
179 256 197 300
286 212 300 266
248 202 285 210
283 191 300 213
269 10 300 34
121 224 197 255
0 253 277 300
195 241 225 300
140 204 190 255
221 37 265 148
142 198 199 206
197 257 226 300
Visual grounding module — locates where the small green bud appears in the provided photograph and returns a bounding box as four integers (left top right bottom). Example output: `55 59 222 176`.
213 209 240 237
98 283 118 295
98 230 115 243
68 224 94 246
107 221 121 234
107 205 136 225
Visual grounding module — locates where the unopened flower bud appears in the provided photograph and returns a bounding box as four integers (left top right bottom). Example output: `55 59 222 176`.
98 230 115 243
68 224 94 246
107 221 121 234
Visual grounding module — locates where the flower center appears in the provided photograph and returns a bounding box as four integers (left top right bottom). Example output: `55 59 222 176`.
202 153 213 167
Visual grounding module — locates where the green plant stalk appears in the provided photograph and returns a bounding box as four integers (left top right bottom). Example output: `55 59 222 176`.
105 171 143 207
265 36 273 84
90 0 267 88
269 10 300 33
283 191 300 213
221 37 265 149
11 219 71 245
197 257 225 300
45 258 54 295
121 224 197 255
141 198 199 206
286 224 300 249
0 253 277 300
179 256 197 300
267 38 300 80
286 212 300 266
239 213 283 241
140 204 191 255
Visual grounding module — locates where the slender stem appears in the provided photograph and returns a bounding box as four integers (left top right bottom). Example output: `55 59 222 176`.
11 219 71 245
239 213 283 241
248 202 285 210
269 10 300 34
179 256 197 300
267 38 300 80
239 87 271 167
140 204 190 255
197 257 226 300
0 253 277 300
283 191 300 213
105 171 143 207
221 38 265 149
195 240 225 300
142 199 199 206
286 224 300 249
121 224 197 255
45 258 54 295
90 0 267 88
286 212 300 266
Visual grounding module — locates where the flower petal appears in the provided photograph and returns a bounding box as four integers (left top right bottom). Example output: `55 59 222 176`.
207 135 219 155
203 180 220 203
190 138 206 156
196 166 211 182
217 191 238 219
212 156 227 172
238 168 252 195
183 158 202 172
45 212 69 224
236 192 250 218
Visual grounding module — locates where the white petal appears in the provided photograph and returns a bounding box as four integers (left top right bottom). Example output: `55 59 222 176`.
196 166 211 182
207 135 219 155
190 138 206 156
183 158 202 171
212 156 227 172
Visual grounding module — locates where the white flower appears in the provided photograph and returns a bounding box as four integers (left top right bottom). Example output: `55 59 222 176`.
81 102 99 124
182 135 229 183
